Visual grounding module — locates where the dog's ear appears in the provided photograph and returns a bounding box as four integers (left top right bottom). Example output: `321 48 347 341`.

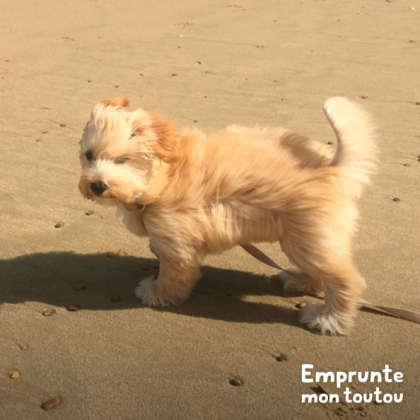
100 97 130 108
148 112 179 163
91 97 130 119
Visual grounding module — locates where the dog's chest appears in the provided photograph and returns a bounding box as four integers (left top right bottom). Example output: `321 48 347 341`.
118 205 148 237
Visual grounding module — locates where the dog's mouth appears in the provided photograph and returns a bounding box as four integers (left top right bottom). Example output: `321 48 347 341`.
79 177 114 203
83 186 121 206
79 178 144 208
87 195 119 207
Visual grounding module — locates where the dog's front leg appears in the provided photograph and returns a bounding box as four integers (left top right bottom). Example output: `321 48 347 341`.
135 252 202 307
149 241 159 259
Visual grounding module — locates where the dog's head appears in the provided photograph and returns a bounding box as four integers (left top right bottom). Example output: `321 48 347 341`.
78 97 178 206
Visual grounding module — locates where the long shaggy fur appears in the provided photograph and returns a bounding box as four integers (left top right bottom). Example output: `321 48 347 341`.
79 97 377 335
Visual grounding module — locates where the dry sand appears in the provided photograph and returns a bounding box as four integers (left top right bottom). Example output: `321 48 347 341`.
0 0 419 419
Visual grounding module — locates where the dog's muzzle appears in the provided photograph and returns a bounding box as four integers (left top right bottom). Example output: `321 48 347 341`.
90 180 108 196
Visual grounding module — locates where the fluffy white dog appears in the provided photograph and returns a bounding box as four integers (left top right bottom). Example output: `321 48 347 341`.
79 97 377 335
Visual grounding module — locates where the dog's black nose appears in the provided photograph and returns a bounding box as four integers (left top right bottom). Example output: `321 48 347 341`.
90 181 108 196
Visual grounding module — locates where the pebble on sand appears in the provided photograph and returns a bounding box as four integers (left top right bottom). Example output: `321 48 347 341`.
41 396 61 411
275 354 288 362
19 345 29 351
42 308 56 316
229 377 244 386
54 222 64 228
107 250 127 258
67 304 81 312
85 210 94 216
10 371 20 379
100 215 107 219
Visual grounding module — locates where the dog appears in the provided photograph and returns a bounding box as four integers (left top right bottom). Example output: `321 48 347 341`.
78 96 377 335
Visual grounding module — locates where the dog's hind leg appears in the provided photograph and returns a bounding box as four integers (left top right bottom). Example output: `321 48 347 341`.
298 265 365 335
280 233 365 335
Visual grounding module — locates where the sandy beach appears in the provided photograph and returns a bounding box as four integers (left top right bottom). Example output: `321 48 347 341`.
0 0 419 419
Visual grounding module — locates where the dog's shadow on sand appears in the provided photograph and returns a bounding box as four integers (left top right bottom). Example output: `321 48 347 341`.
0 252 305 328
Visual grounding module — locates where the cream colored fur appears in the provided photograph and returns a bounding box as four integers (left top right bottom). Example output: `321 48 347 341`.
79 97 377 335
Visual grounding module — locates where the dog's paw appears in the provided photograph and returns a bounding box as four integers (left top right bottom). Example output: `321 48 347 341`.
135 276 173 307
277 268 311 293
299 304 349 335
278 271 308 293
277 268 323 295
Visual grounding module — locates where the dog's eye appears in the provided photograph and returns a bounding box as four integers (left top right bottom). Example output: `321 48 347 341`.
85 151 93 161
115 156 130 164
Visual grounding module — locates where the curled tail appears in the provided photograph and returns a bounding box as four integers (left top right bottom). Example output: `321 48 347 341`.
324 97 378 198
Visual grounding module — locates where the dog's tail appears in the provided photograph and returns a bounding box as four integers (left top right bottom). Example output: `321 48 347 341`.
324 97 378 198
